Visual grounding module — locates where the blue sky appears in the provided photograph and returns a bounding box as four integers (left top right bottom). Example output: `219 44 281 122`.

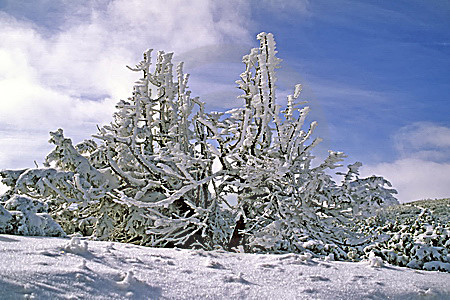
0 0 449 202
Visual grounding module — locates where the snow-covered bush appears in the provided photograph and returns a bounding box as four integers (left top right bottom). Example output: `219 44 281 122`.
207 33 397 254
0 203 13 233
356 199 450 272
0 32 399 260
0 195 65 237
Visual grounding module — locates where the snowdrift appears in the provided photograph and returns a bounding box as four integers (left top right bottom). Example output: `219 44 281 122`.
1 234 449 299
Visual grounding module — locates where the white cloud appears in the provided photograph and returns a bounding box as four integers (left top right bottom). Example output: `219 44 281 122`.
0 0 252 169
0 131 52 169
361 122 450 203
394 122 450 162
361 158 450 203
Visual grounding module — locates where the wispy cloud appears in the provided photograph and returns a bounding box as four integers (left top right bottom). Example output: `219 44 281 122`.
307 78 394 106
394 122 450 162
254 0 310 17
0 0 251 169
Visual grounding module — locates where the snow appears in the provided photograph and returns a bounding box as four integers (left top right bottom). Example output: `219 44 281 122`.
2 195 65 237
368 252 384 268
1 234 449 299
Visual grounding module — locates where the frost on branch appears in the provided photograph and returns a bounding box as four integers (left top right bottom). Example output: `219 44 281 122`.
0 33 399 261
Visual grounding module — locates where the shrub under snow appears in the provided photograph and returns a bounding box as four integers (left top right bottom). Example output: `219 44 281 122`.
0 195 65 237
356 199 450 272
3 32 444 272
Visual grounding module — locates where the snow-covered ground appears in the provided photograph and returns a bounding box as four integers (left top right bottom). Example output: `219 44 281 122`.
1 235 449 299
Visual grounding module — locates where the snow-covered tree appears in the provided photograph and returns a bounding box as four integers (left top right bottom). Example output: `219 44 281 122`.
89 49 224 247
0 32 398 257
1 49 230 248
202 32 398 254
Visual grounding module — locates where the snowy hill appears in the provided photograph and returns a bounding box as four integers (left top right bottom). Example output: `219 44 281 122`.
1 234 449 299
376 198 449 224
